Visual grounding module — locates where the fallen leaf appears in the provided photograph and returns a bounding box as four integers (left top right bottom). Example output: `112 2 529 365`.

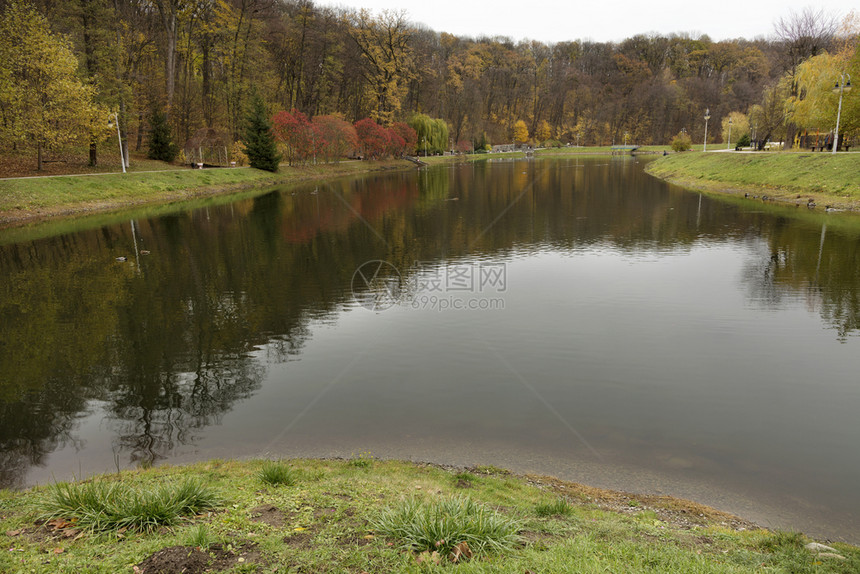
47 519 73 530
52 547 64 554
362 534 374 540
5 530 20 537
450 541 472 563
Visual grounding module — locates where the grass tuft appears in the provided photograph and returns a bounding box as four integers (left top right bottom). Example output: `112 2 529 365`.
36 477 220 533
371 496 521 558
257 460 298 486
185 524 216 549
534 497 573 517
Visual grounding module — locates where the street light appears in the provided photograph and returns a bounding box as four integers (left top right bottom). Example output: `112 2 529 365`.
727 117 733 150
703 108 710 152
108 112 126 174
832 73 852 155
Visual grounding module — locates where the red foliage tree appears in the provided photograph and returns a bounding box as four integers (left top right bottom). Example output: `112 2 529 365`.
455 140 473 153
354 118 389 159
271 109 313 165
312 115 358 163
385 129 407 157
391 122 418 155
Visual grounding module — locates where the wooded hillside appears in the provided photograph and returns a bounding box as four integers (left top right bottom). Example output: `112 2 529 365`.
1 1 857 167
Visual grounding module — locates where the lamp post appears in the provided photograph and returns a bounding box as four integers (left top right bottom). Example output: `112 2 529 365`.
703 108 710 152
832 73 852 155
727 117 733 150
108 112 126 174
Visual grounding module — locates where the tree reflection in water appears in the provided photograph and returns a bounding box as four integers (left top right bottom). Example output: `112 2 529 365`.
1 158 859 487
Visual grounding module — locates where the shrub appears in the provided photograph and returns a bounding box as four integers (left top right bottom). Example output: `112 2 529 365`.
671 131 692 152
736 133 751 148
231 141 248 166
371 496 521 559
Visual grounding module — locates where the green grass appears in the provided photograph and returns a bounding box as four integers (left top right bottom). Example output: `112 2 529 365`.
534 497 573 517
0 158 413 226
185 524 217 549
257 460 298 486
35 477 221 533
371 496 522 558
1 459 858 572
646 151 860 208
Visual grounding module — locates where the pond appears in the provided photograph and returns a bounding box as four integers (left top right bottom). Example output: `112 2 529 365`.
1 157 858 542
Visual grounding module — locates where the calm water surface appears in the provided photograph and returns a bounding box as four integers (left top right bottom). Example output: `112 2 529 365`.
1 157 859 542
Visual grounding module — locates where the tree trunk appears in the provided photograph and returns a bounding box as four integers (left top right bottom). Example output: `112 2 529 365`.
165 13 176 109
37 140 43 171
136 110 144 151
156 1 178 110
82 2 98 166
202 41 212 127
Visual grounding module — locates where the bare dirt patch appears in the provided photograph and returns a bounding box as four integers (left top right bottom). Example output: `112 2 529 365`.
134 542 261 574
248 504 292 528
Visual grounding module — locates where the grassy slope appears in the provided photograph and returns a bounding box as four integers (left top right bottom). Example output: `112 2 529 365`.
1 459 857 573
645 152 860 210
0 160 412 227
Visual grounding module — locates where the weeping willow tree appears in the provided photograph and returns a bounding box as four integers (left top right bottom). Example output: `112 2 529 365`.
409 113 449 155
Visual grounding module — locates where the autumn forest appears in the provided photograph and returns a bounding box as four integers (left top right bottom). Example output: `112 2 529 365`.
0 0 858 169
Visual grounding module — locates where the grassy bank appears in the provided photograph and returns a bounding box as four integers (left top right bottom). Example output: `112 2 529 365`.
1 459 857 573
645 152 860 210
0 160 413 228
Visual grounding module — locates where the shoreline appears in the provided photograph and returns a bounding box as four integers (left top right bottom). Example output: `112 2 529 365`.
644 152 860 213
0 159 419 230
3 457 857 573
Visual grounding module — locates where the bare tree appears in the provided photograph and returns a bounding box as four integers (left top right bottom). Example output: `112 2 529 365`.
774 7 838 75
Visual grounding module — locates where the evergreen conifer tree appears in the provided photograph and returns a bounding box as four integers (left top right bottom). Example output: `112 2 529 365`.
243 94 281 172
147 107 177 162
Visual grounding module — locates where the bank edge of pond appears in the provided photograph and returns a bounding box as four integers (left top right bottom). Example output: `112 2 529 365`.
645 152 860 213
0 159 418 230
1 458 857 573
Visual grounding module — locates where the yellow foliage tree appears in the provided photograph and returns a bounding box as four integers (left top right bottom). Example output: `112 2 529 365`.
721 112 750 145
513 120 530 144
347 9 414 125
536 120 552 142
0 1 102 170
